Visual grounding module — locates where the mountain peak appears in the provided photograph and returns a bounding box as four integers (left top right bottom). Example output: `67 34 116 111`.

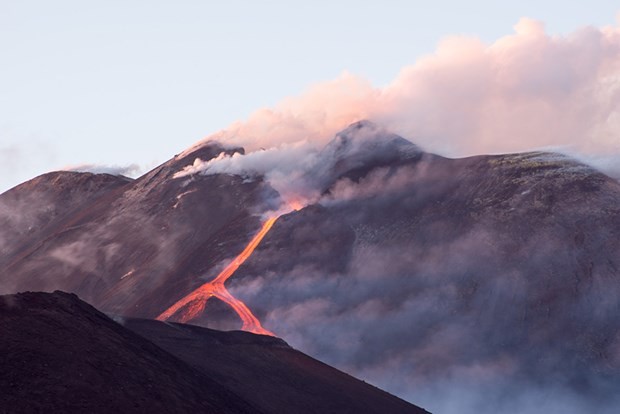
175 140 245 165
311 121 423 188
326 120 421 161
337 119 380 134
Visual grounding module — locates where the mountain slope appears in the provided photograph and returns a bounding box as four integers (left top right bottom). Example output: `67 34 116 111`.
0 291 260 414
0 291 428 414
124 317 428 414
0 171 131 265
0 142 277 320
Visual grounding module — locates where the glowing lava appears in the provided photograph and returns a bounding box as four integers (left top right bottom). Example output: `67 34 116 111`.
287 199 304 211
157 217 277 336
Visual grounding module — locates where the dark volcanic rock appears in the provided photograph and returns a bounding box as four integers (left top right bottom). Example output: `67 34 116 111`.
0 291 428 414
0 291 259 414
124 317 429 414
310 120 424 191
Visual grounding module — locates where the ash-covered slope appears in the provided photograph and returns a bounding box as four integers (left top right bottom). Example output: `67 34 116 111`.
0 291 428 414
0 291 260 414
224 124 620 412
0 171 131 264
0 143 277 322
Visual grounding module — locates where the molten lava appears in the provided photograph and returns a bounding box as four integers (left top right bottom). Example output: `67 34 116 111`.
157 217 277 336
287 199 304 211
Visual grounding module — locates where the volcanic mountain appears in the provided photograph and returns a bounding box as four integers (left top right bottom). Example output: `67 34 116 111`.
2 121 620 413
0 290 426 414
0 142 274 323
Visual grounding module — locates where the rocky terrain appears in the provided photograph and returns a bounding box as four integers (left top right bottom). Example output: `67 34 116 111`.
0 291 259 414
0 290 427 414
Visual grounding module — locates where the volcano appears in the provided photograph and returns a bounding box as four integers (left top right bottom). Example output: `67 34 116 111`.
1 121 620 413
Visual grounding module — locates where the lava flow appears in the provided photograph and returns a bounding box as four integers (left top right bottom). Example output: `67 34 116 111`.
157 217 277 336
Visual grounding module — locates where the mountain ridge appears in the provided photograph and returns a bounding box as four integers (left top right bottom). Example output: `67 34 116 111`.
0 290 428 414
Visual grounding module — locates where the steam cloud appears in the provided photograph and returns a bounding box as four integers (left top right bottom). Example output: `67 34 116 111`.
226 155 620 414
64 163 142 178
184 17 620 180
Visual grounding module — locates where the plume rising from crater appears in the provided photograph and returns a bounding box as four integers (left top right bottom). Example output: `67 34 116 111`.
178 17 620 179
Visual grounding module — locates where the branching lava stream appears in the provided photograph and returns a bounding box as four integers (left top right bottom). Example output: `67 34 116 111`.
157 217 277 336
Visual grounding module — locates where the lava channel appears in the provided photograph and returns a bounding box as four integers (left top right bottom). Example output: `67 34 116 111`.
157 217 277 336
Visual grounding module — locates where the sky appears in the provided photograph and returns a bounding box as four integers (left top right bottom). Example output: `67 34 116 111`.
1 1 620 193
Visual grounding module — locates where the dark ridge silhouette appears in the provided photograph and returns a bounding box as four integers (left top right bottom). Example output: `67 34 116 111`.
124 317 429 414
0 291 428 414
0 290 260 414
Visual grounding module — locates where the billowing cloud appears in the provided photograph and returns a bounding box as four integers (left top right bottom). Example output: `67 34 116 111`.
175 141 320 203
185 18 620 177
378 18 620 158
63 163 142 177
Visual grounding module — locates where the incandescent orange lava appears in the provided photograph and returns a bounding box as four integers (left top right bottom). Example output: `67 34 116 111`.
287 199 304 211
157 217 277 336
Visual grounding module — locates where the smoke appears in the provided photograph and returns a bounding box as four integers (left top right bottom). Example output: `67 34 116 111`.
2 202 191 311
175 141 321 204
234 221 620 414
63 163 142 178
379 18 620 158
176 120 426 213
224 150 620 414
321 163 423 204
409 376 620 414
182 17 620 180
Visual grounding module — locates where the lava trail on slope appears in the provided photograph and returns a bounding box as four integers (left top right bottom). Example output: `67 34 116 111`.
157 217 277 336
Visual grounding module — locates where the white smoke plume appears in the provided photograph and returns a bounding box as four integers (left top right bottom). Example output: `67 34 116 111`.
175 141 320 203
181 17 620 181
63 163 142 177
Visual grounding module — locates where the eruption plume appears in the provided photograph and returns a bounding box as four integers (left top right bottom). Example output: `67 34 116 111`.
175 17 620 179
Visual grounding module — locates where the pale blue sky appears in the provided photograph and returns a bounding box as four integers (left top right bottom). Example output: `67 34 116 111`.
1 1 618 192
